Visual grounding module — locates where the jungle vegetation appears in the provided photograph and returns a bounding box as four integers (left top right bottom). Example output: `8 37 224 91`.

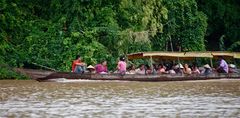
0 0 239 79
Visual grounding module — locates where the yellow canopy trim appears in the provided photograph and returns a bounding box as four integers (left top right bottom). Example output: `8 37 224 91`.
127 51 240 60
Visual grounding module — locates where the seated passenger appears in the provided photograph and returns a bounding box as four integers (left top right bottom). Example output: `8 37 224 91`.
201 64 212 75
126 64 136 74
157 64 167 74
183 64 192 75
216 57 229 73
168 65 176 75
174 64 184 75
72 55 86 73
152 64 158 74
228 64 238 73
87 65 95 73
192 64 200 74
145 65 153 75
117 56 127 75
95 60 108 74
136 64 146 75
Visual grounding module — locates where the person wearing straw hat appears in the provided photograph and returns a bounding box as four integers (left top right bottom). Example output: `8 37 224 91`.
174 63 184 75
87 65 95 73
228 64 238 73
201 64 212 75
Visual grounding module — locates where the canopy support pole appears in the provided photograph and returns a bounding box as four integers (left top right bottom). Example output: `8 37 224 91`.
210 58 213 67
169 36 175 64
150 56 153 70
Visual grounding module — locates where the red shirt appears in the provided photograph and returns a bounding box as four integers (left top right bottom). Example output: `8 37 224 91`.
72 60 81 72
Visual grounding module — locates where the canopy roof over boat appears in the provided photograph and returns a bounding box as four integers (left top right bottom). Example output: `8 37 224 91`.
212 52 240 59
210 52 240 59
127 51 240 60
234 53 240 59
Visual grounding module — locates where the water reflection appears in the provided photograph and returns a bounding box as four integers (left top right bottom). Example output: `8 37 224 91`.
0 80 240 117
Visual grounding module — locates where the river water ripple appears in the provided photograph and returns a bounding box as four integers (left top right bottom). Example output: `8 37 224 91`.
0 80 240 117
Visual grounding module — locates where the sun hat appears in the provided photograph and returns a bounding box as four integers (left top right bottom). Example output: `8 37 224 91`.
179 64 184 69
203 64 211 69
87 65 95 69
175 64 184 69
229 64 236 68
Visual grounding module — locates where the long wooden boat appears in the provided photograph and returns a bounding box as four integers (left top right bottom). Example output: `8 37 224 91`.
15 68 240 82
14 51 240 82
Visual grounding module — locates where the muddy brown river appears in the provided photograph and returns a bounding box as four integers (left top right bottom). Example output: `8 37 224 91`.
0 79 240 117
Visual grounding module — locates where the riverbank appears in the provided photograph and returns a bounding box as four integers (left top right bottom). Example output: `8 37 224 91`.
0 66 29 80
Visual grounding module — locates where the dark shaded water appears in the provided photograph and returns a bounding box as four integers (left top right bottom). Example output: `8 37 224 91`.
0 79 240 117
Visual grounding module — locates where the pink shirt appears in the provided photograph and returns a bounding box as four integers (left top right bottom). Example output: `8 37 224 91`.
95 64 108 73
118 61 126 71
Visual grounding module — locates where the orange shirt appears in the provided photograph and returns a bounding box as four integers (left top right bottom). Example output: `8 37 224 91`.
72 60 81 72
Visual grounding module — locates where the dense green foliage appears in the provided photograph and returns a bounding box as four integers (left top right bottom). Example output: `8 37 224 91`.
197 0 240 51
0 0 239 79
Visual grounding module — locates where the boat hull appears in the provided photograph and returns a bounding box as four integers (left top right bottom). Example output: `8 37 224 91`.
15 68 240 82
37 72 240 82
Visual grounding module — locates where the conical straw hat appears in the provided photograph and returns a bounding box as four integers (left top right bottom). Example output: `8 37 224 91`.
87 65 95 69
203 64 211 69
